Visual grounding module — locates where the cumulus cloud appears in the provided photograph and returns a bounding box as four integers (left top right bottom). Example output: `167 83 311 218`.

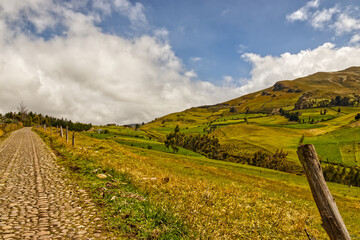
2 0 360 125
240 43 360 94
0 0 243 124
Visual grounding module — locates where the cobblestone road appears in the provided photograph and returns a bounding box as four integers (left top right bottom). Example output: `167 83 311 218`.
0 128 109 239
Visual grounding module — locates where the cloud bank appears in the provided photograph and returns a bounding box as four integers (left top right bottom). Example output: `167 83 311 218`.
0 0 243 124
1 0 360 125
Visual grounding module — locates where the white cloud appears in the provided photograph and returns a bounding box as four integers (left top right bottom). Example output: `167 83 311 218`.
185 70 197 78
333 13 360 35
240 43 360 94
237 44 247 54
307 0 320 8
2 0 360 125
286 0 319 22
350 34 360 44
190 57 202 62
113 0 147 27
222 76 236 88
287 1 360 41
311 7 338 29
0 0 242 124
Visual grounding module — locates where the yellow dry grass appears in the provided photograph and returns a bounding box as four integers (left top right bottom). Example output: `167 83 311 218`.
38 128 360 239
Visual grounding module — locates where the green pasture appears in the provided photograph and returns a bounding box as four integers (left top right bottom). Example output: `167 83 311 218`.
86 132 202 157
262 123 326 129
304 126 360 166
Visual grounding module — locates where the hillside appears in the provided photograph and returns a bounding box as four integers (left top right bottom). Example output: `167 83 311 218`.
27 67 360 238
142 67 360 170
35 126 360 239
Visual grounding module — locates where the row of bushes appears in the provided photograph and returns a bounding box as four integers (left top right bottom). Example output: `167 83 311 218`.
279 108 301 122
295 95 359 110
0 122 24 137
322 164 360 187
165 126 302 174
165 125 224 159
224 149 302 174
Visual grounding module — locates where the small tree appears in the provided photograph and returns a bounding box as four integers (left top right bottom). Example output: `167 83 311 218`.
355 113 360 121
17 101 28 124
164 125 180 153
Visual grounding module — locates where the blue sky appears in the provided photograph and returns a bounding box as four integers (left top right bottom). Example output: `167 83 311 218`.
1 0 360 124
98 0 360 84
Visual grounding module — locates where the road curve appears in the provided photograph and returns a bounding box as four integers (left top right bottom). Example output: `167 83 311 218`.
0 128 108 239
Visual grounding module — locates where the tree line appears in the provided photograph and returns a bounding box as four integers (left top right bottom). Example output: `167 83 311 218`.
295 95 359 110
279 108 301 122
165 125 225 159
2 105 91 131
322 164 360 187
165 126 302 174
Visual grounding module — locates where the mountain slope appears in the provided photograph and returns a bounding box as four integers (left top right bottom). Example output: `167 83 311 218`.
142 67 360 167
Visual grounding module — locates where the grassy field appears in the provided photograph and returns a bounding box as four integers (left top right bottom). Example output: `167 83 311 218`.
35 127 360 239
304 126 360 166
142 67 360 167
86 132 203 157
144 105 360 166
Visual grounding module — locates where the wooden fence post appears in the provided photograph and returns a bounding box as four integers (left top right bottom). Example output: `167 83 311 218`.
66 126 68 142
60 126 63 138
44 124 46 132
72 132 75 146
297 144 351 240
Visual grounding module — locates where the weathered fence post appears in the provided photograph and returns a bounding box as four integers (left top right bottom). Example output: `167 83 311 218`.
72 132 75 146
66 126 68 142
60 126 63 138
44 124 46 132
297 144 351 240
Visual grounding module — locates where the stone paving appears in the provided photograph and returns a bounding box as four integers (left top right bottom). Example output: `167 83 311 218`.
0 128 110 239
